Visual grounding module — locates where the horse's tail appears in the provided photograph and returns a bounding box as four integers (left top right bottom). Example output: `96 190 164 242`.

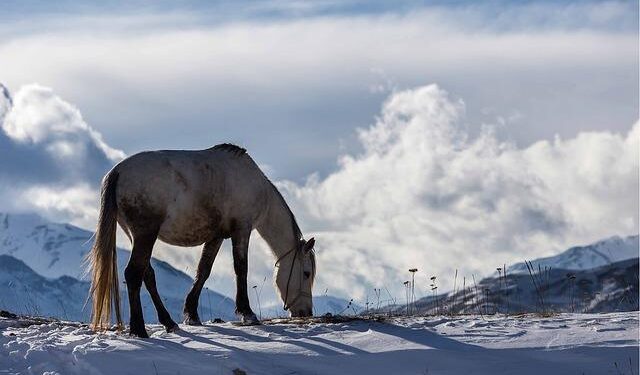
87 169 123 331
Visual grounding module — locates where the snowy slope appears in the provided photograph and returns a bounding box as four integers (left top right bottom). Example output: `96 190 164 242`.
401 258 639 316
379 236 639 316
0 254 87 320
0 212 93 280
0 212 236 322
0 312 637 374
509 235 638 274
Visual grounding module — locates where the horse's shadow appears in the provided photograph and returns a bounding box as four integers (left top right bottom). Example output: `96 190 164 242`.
115 319 638 375
173 320 483 357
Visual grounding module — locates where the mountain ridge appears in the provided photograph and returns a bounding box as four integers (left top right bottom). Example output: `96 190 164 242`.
0 212 237 323
508 235 638 274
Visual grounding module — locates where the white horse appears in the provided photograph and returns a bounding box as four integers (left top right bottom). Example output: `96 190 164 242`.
87 143 316 337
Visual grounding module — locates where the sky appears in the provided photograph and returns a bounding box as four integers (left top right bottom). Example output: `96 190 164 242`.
0 0 638 308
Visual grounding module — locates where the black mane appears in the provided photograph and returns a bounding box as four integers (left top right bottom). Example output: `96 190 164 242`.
211 143 247 156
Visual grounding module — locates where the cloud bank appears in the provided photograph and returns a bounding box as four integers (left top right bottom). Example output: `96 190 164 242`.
0 0 637 304
0 82 637 307
280 84 639 300
0 84 124 226
0 1 636 180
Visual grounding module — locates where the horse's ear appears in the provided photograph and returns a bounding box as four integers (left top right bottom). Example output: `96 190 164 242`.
303 237 315 253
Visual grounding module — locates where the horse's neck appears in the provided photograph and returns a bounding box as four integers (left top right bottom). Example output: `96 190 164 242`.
256 188 300 259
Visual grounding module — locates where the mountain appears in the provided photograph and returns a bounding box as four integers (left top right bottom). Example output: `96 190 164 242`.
0 212 236 322
0 254 89 320
378 235 639 315
508 235 638 274
416 258 638 315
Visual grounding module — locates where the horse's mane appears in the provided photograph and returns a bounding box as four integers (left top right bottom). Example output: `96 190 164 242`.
211 143 247 156
212 143 302 240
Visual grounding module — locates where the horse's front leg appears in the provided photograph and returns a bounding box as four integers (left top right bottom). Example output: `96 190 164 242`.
183 237 223 325
231 227 258 324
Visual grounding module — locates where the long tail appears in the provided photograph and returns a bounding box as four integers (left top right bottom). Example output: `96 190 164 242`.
87 169 122 330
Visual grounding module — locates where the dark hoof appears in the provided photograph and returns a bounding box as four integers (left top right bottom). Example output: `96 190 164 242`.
160 314 178 332
183 317 202 326
240 313 260 325
165 322 180 333
130 327 149 338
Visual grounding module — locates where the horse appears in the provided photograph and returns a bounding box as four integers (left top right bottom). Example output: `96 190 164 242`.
87 143 316 338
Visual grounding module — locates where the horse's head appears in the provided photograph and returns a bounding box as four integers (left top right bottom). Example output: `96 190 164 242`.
275 237 316 317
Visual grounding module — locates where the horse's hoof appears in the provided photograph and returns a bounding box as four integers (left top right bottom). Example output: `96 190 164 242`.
165 323 180 333
183 317 202 326
130 328 149 338
241 313 260 325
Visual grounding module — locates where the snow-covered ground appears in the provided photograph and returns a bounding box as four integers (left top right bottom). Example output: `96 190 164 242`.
1 312 638 375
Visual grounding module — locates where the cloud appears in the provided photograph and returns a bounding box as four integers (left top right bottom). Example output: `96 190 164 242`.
0 2 636 180
0 84 124 227
0 81 636 308
0 1 636 306
280 84 639 301
2 84 124 162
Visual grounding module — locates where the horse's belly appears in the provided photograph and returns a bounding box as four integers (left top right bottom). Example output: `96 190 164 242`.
158 208 221 247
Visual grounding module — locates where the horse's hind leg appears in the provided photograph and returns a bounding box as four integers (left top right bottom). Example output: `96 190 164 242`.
144 265 179 332
183 237 223 325
232 227 258 324
125 231 157 338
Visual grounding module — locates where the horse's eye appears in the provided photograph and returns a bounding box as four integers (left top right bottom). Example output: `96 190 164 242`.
303 271 311 279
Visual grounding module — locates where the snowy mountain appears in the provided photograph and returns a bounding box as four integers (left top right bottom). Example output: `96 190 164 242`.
0 212 362 322
404 257 639 315
0 212 236 322
508 235 638 274
380 235 639 315
0 254 89 320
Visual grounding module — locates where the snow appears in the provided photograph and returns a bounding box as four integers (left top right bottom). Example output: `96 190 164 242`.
0 212 92 280
1 312 637 375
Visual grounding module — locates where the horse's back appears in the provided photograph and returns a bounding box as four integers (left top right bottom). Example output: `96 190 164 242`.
113 147 268 246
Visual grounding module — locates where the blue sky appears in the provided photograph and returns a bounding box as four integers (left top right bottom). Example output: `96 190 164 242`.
0 0 638 303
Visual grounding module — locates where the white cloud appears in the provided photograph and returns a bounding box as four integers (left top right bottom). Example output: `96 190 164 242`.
2 84 125 161
18 184 99 229
280 84 639 301
0 84 124 227
0 3 636 180
0 81 636 308
0 1 637 306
